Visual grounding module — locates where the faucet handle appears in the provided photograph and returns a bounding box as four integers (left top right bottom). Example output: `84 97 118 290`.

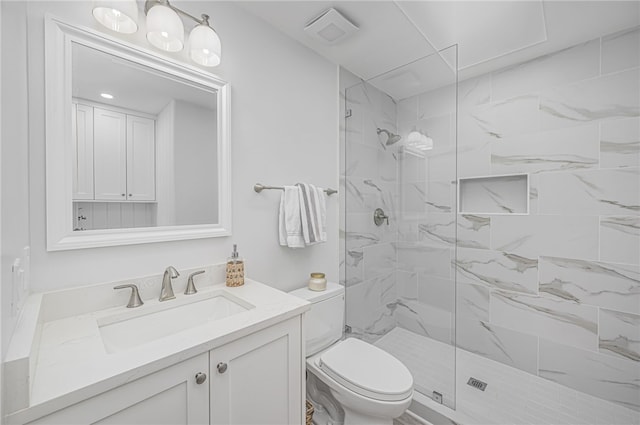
185 270 205 295
114 284 144 308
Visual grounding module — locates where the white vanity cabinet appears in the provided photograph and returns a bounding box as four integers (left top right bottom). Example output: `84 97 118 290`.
21 317 303 425
26 353 210 424
93 107 156 201
210 317 303 425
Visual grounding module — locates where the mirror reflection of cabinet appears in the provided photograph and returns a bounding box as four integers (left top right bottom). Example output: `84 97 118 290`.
72 103 94 200
73 102 156 202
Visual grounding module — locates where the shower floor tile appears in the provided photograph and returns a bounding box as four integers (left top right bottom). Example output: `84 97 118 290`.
374 327 456 408
374 326 640 425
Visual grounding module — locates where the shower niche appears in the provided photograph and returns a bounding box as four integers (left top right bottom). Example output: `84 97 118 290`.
458 174 529 215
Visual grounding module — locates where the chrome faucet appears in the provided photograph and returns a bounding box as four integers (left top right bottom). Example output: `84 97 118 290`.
159 266 180 301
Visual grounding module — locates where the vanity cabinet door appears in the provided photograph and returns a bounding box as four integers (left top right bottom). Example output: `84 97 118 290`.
209 317 303 425
93 107 127 201
126 115 156 201
26 353 209 425
72 103 94 200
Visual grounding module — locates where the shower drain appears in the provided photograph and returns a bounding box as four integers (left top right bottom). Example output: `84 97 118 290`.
467 377 488 391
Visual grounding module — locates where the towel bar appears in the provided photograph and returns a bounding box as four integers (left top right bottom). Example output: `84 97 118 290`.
254 183 337 196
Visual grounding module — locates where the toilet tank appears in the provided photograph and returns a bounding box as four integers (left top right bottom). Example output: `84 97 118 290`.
289 282 344 356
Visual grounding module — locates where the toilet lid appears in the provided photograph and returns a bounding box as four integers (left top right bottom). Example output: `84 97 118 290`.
318 338 413 402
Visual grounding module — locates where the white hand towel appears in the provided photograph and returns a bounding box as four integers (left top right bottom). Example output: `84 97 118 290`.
298 183 327 245
279 186 305 248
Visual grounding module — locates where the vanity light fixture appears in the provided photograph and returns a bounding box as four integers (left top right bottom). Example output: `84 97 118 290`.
92 0 222 67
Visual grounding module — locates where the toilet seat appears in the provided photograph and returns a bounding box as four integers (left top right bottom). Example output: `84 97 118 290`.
316 338 413 402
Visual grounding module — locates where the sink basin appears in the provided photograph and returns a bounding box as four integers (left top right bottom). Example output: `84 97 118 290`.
99 291 252 353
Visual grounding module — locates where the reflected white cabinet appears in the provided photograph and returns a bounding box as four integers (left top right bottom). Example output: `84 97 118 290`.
126 115 156 201
72 103 94 200
93 107 127 201
210 318 303 425
26 353 209 424
93 107 156 201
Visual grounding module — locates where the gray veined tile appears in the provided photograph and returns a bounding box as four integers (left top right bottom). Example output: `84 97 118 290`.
457 141 492 178
457 214 491 250
539 256 640 314
601 117 640 169
458 75 491 110
457 317 538 375
362 242 396 280
538 168 640 215
491 214 599 259
491 290 598 350
395 242 451 279
345 177 396 214
418 213 455 248
468 94 541 140
392 299 452 344
418 83 456 120
601 26 640 75
600 215 640 265
491 38 600 102
343 248 364 286
540 68 640 130
457 282 490 322
417 274 454 312
345 141 379 179
491 124 599 175
539 338 640 412
397 96 418 123
345 272 397 343
455 247 538 294
599 309 640 362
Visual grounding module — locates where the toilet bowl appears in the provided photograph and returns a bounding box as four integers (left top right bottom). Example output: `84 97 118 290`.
289 283 414 425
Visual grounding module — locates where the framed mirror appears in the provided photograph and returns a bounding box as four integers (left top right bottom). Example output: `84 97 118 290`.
45 15 231 251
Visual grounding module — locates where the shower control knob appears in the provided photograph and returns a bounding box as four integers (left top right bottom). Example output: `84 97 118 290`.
217 362 228 373
195 372 207 384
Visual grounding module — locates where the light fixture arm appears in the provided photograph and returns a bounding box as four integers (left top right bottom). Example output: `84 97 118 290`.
144 0 214 28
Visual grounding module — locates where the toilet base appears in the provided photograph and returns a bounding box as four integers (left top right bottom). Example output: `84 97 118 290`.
342 407 393 425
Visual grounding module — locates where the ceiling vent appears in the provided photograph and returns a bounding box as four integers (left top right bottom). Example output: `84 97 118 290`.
304 8 358 45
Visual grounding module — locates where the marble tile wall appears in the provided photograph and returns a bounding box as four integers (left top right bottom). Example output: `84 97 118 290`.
393 26 640 412
340 71 400 343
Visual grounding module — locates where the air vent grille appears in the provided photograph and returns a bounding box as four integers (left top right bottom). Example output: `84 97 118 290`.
467 377 487 391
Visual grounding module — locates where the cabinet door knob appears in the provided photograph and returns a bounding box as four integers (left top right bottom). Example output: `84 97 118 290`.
217 362 228 374
195 372 207 384
121 193 125 197
128 193 132 197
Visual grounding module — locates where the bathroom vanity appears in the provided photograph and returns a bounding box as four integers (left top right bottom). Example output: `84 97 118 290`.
4 266 309 425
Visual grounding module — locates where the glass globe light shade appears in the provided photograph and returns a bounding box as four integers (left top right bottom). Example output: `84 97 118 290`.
189 24 221 67
93 0 139 34
146 4 184 52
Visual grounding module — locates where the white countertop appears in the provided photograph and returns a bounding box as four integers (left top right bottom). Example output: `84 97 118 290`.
6 272 309 424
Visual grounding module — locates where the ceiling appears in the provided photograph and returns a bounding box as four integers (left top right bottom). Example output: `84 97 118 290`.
239 1 640 99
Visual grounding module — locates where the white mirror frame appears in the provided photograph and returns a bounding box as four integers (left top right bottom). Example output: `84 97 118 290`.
45 15 231 251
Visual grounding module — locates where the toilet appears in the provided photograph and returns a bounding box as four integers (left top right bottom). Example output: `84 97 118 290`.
290 282 413 425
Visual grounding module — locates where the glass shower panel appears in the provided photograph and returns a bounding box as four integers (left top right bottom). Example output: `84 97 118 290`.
341 45 458 410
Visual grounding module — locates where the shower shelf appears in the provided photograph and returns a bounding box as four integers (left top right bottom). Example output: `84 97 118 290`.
458 174 529 215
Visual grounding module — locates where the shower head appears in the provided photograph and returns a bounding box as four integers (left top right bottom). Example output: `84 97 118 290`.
376 128 402 145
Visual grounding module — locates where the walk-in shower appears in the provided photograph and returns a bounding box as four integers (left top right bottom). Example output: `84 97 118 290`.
340 23 640 425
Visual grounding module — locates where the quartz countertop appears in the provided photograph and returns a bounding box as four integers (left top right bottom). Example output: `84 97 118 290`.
5 273 309 424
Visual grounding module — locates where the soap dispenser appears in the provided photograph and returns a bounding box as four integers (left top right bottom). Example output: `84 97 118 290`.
225 244 245 287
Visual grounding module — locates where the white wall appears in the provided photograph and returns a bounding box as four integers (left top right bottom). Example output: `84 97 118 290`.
5 2 338 297
1 2 30 360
